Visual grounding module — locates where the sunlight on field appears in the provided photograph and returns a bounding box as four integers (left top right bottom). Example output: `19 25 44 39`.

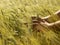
0 0 60 45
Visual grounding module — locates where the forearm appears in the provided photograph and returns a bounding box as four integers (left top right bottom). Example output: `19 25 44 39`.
40 10 60 20
45 20 60 26
41 20 60 26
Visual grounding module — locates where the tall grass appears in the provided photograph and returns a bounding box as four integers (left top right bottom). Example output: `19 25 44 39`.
0 0 60 45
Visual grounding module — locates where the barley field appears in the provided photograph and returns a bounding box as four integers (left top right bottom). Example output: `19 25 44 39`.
0 0 60 45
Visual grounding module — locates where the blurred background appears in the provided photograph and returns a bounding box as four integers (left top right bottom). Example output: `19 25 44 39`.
0 0 60 45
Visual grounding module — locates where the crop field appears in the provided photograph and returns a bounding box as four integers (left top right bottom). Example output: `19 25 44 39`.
0 0 60 45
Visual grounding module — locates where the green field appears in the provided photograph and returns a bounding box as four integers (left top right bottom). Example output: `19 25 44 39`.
0 0 60 45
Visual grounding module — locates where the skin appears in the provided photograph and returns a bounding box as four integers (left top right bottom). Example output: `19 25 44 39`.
38 10 60 26
41 10 60 20
32 10 60 31
40 20 60 26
